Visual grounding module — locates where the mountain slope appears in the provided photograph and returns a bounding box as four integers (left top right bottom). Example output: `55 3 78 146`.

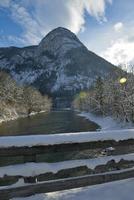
0 27 118 98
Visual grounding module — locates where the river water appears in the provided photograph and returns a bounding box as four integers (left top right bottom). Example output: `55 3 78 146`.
0 110 100 136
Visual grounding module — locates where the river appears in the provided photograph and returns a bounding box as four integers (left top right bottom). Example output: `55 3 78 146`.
0 110 100 136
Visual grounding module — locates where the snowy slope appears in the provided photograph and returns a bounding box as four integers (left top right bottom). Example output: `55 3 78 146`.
78 112 134 131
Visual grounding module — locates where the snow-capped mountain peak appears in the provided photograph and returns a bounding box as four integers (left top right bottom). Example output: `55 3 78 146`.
0 27 117 98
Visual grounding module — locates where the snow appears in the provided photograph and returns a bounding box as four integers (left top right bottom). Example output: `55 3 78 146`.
11 178 134 200
0 179 26 190
78 112 133 131
11 69 44 84
0 108 19 124
51 68 94 92
0 153 134 178
105 147 115 151
0 129 134 148
0 109 46 124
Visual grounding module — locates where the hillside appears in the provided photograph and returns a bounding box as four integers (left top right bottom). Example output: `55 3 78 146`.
0 27 119 100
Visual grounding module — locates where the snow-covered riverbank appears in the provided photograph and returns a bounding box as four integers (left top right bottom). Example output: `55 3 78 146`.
78 112 134 131
0 110 47 125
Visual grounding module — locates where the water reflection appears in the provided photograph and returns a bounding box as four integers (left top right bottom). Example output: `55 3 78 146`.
0 110 100 136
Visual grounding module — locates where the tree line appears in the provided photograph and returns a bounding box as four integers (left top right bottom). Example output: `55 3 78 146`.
73 67 134 123
0 71 52 122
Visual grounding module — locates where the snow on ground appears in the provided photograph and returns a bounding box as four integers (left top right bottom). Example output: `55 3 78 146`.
0 153 134 178
78 112 134 131
0 129 134 148
0 179 26 190
11 178 134 200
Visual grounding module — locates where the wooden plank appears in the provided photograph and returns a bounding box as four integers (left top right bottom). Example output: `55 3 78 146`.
0 139 134 157
0 168 134 200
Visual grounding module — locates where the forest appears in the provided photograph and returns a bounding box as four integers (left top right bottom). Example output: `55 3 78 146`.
0 71 52 123
73 67 134 123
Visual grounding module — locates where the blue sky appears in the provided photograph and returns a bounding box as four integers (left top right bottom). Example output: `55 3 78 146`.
0 0 134 66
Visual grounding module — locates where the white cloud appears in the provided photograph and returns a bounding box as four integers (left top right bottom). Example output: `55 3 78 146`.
0 0 112 45
10 3 42 45
100 20 134 68
101 38 134 67
114 22 124 32
83 0 112 21
34 0 112 33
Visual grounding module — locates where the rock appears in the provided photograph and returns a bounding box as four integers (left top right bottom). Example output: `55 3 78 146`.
0 27 119 100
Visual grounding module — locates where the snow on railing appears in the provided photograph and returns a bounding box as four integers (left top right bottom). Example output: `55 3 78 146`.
0 129 134 148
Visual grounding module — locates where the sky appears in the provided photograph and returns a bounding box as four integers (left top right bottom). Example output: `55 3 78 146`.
0 0 134 67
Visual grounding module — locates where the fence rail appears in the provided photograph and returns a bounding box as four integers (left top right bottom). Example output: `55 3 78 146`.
0 168 134 200
0 131 134 199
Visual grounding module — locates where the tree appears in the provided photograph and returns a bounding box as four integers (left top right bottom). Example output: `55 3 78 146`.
73 68 134 123
0 71 52 122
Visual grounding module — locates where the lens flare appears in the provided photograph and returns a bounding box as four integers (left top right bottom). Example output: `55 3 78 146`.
79 91 87 99
119 77 127 84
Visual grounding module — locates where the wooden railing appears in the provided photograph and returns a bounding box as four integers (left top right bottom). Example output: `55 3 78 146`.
0 131 134 199
0 168 134 200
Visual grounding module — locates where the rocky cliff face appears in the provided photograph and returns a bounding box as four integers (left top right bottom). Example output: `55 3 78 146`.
0 27 118 98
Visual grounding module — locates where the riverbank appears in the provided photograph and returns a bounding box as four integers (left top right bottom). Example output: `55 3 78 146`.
0 110 48 125
78 112 134 131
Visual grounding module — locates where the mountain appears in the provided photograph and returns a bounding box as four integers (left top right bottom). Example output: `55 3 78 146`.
0 27 118 99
